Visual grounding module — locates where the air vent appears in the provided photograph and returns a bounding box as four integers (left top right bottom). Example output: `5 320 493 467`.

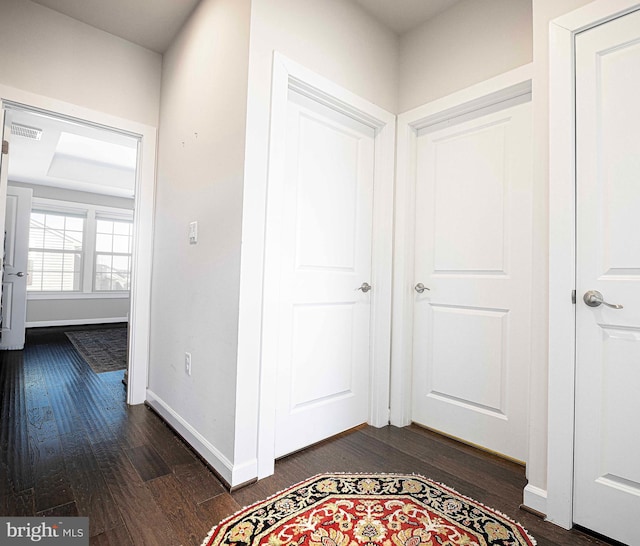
11 123 42 141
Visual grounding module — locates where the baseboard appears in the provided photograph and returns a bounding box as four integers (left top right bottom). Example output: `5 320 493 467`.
145 390 258 487
523 484 548 517
26 317 128 328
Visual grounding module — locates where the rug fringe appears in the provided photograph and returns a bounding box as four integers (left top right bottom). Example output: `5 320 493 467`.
200 472 537 546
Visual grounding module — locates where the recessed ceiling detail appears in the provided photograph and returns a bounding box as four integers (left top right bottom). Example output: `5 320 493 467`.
7 109 138 198
55 132 137 170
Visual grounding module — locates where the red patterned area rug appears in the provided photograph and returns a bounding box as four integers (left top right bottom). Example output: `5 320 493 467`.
202 473 536 546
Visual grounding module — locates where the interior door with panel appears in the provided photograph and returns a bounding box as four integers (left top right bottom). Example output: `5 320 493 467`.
273 89 375 458
411 101 532 462
573 10 640 544
0 186 32 350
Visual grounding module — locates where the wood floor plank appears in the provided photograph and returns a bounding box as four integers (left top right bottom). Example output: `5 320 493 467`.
115 404 196 470
125 444 171 482
27 404 75 513
148 473 214 546
0 488 35 516
89 525 135 546
173 461 226 505
0 352 33 492
362 425 526 497
197 493 242 529
92 440 180 546
37 500 79 517
58 431 123 537
135 408 198 468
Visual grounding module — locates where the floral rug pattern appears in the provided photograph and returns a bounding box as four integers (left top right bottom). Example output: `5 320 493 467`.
202 474 535 546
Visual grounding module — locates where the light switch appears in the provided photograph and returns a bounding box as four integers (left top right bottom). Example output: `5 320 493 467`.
189 221 198 244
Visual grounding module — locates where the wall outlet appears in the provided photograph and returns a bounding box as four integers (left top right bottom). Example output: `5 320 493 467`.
185 352 192 376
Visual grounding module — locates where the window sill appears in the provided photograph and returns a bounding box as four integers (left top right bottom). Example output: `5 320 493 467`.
27 292 130 301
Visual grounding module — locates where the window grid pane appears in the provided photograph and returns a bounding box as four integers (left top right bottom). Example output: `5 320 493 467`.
28 211 85 292
94 218 133 292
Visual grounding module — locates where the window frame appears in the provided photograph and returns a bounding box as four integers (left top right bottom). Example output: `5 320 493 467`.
93 214 134 293
27 198 134 300
27 207 86 293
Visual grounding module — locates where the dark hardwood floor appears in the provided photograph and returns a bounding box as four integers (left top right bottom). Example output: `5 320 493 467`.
0 329 616 545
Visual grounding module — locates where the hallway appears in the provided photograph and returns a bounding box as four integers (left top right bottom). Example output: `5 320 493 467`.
0 329 616 545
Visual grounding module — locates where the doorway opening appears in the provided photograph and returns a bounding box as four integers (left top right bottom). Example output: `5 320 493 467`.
1 102 141 400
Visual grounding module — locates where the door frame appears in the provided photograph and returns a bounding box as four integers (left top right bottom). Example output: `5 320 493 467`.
0 85 157 406
257 53 396 479
391 64 533 428
547 0 640 529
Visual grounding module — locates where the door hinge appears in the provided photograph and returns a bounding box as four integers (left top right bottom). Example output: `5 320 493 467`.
1 140 8 155
571 289 576 304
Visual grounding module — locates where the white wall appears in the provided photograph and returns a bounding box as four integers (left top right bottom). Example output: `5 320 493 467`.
147 0 251 479
0 0 161 127
398 0 532 112
234 0 398 483
247 0 398 113
26 298 128 326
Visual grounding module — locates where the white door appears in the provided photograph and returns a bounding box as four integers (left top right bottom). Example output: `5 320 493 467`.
411 102 532 462
1 186 32 350
273 90 375 458
573 10 640 544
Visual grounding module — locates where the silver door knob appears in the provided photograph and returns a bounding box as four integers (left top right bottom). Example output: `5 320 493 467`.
415 283 430 293
357 282 372 293
7 272 25 277
583 290 623 309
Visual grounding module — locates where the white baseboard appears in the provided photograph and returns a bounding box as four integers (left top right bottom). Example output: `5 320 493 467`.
146 390 258 487
523 484 548 517
26 317 128 328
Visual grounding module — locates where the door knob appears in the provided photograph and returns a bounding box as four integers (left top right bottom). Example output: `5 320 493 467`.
583 290 623 309
357 282 372 293
7 272 25 277
414 283 430 293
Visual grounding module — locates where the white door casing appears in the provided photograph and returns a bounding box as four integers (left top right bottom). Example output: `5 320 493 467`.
410 101 532 462
273 90 375 458
0 186 32 350
0 111 9 341
547 0 640 530
571 10 640 544
258 53 395 478
0 110 8 277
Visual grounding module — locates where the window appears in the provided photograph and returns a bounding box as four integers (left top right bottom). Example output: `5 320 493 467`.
28 211 85 291
27 200 133 295
94 218 133 291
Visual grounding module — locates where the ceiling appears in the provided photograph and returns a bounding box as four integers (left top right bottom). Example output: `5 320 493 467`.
354 0 463 34
30 0 201 53
30 0 463 53
7 109 138 198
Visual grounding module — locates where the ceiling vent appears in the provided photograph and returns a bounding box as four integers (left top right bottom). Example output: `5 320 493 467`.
11 123 42 141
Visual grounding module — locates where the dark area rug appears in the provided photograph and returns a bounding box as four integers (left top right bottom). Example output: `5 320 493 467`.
65 327 128 374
